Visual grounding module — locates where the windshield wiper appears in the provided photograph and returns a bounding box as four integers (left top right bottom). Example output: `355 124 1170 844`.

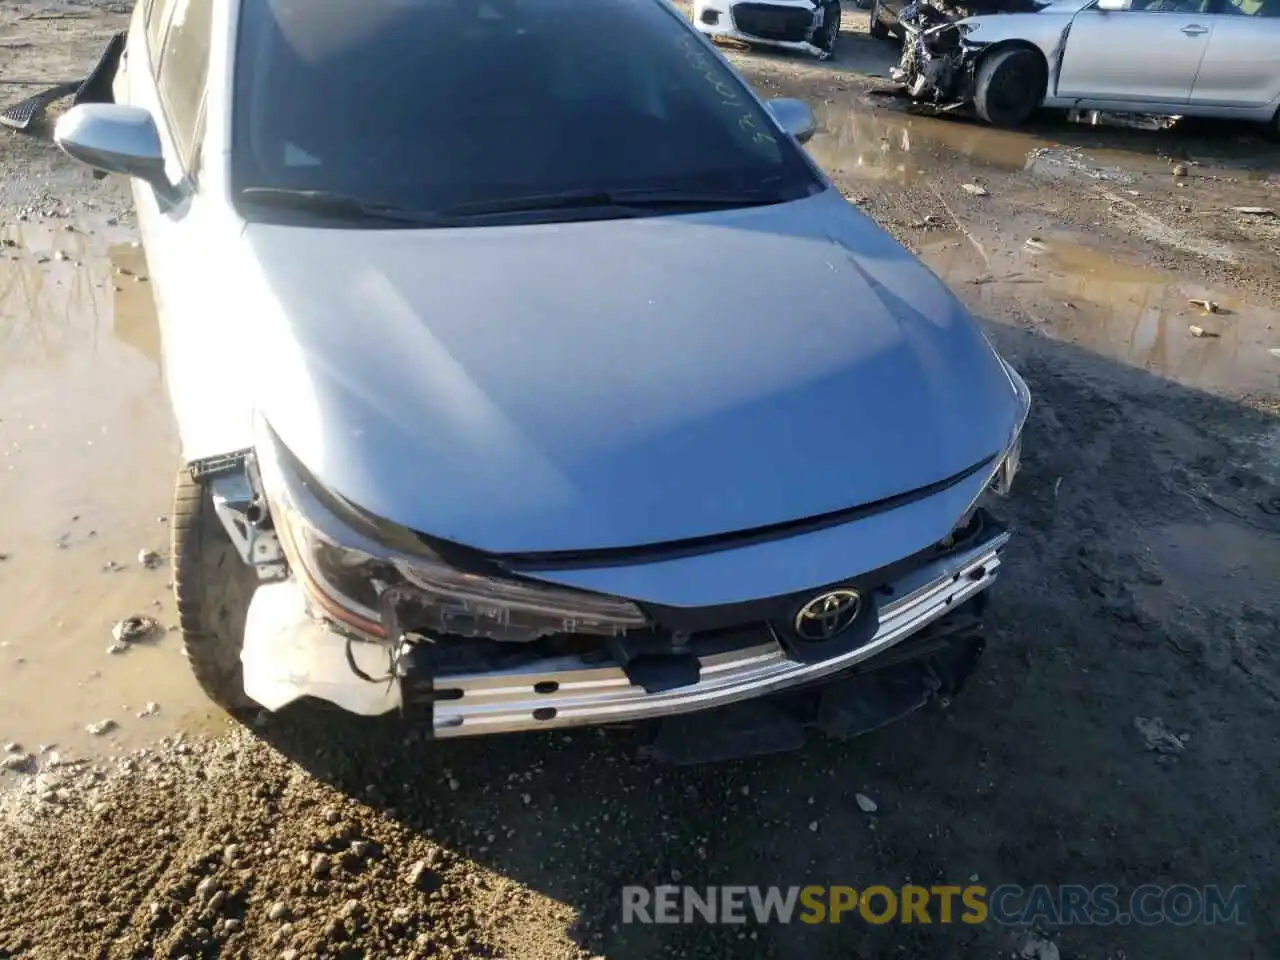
237 188 454 226
439 187 787 218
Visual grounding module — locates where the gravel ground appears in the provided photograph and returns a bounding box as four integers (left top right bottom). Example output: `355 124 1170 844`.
1 3 1278 959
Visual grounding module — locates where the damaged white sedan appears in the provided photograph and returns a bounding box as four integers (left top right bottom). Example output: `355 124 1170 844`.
693 0 844 59
54 0 1029 761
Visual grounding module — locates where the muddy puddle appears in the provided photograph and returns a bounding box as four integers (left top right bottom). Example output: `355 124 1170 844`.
921 231 1280 397
808 102 1032 183
808 102 1280 186
0 218 230 769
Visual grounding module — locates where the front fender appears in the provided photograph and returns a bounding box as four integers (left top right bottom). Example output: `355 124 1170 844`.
958 12 1074 95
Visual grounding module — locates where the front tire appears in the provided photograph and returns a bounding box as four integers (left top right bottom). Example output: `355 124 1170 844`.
816 1 842 57
172 467 258 713
972 46 1045 127
868 0 890 40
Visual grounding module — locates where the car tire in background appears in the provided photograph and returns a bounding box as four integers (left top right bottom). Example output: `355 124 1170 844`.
172 467 258 713
868 0 890 39
817 0 842 56
972 46 1045 127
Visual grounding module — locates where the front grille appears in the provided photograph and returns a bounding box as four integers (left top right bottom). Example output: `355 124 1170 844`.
731 2 814 42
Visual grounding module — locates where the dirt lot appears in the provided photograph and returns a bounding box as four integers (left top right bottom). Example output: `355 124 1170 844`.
1 2 1278 959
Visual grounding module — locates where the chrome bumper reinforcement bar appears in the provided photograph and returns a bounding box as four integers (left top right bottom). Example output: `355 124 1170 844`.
242 530 1008 736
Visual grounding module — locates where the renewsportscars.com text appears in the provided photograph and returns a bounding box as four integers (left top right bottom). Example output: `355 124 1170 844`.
621 884 1248 926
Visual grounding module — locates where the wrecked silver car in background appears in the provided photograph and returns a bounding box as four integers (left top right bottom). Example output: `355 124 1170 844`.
892 0 1280 132
693 0 844 59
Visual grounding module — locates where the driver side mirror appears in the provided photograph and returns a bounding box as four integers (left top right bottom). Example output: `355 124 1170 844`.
1095 0 1130 10
54 103 169 192
766 98 817 145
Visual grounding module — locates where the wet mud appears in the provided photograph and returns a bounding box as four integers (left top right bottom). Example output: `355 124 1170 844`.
921 230 1280 396
0 216 224 757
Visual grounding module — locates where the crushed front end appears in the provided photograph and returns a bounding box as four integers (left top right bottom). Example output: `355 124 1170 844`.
212 358 1028 757
892 0 1047 106
892 2 979 106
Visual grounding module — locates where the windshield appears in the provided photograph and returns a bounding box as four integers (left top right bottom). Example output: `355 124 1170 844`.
231 0 821 224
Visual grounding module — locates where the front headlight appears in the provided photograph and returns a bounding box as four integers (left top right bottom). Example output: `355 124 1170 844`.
990 355 1031 498
949 352 1029 537
253 418 649 643
989 432 1022 497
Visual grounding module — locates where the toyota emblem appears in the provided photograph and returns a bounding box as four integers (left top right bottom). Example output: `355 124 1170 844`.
793 589 861 641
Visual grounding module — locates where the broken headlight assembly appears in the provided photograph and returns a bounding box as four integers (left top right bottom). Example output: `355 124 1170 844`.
936 358 1026 555
949 353 1028 540
988 354 1030 498
252 418 649 644
989 430 1022 497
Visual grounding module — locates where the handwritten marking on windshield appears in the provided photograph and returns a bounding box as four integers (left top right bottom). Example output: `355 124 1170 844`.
675 35 779 152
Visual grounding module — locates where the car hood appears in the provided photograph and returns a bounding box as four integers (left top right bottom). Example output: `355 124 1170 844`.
244 190 1021 554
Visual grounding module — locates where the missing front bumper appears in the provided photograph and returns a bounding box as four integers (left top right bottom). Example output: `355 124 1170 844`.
241 527 1009 737
891 3 981 105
